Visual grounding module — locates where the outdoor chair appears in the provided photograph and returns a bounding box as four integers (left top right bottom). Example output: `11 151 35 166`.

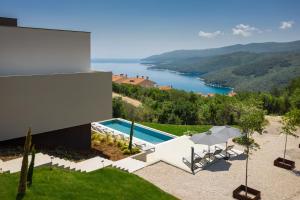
95 127 103 133
216 145 236 157
133 140 146 149
212 149 224 159
118 134 127 140
183 152 202 164
142 145 156 153
198 153 211 166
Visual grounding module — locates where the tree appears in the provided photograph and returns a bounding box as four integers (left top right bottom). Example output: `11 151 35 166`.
112 97 126 118
27 145 36 186
17 128 32 197
281 109 300 159
233 106 266 198
128 120 134 153
290 89 300 109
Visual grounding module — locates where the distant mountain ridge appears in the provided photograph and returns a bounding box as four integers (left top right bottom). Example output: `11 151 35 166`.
143 40 300 62
142 40 300 92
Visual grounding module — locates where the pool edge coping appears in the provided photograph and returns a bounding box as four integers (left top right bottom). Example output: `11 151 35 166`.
97 118 177 146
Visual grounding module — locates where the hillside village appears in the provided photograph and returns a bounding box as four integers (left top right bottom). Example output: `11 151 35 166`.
112 74 236 97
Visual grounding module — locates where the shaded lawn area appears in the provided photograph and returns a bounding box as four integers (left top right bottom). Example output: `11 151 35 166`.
141 122 211 136
0 167 177 200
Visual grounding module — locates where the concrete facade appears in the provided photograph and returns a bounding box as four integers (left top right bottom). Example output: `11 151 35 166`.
0 26 90 76
0 19 112 148
0 72 112 142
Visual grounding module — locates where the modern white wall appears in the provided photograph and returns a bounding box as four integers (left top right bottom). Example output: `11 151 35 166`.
0 72 112 141
0 26 90 76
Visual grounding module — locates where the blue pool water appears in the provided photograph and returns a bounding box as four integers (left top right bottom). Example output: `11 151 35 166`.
100 119 174 144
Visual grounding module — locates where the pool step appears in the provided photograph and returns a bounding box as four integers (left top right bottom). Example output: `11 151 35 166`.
112 157 146 173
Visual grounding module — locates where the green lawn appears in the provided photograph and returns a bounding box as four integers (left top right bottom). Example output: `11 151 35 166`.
141 122 211 136
0 167 177 200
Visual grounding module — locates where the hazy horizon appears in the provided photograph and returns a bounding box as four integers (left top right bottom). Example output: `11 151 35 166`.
91 39 300 59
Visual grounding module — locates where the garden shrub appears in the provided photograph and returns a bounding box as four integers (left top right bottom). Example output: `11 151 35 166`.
122 149 131 155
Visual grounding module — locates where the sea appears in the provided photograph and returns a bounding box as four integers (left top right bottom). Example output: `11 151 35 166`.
92 60 232 95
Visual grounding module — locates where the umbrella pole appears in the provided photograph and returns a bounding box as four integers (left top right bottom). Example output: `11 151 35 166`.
191 147 194 174
226 142 228 156
225 141 228 159
208 146 210 161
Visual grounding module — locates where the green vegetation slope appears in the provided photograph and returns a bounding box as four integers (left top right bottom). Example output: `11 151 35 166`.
112 77 300 125
141 122 211 136
0 167 177 200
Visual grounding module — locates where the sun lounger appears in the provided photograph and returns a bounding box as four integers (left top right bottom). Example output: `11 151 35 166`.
183 152 203 164
204 149 224 161
215 145 236 157
212 149 224 158
184 151 223 171
137 143 155 152
197 153 212 166
143 145 155 152
133 140 146 148
118 134 129 141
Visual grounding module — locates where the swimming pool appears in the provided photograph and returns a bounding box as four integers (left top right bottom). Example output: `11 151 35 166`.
99 119 175 144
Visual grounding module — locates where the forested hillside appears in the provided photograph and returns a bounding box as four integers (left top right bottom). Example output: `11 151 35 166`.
142 40 300 91
203 51 300 91
112 77 300 125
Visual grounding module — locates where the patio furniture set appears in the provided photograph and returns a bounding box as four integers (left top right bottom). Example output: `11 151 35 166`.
183 144 237 172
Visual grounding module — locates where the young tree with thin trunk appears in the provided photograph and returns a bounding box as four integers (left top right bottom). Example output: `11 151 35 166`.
281 109 300 159
128 120 134 153
17 128 32 197
234 106 265 198
27 145 36 186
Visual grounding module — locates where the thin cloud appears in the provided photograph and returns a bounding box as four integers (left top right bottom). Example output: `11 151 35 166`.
279 21 294 29
198 30 223 39
232 24 260 37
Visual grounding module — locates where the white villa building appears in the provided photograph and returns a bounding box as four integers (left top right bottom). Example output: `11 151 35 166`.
0 17 112 149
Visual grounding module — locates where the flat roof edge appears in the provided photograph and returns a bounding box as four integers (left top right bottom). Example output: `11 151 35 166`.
0 71 111 78
1 25 90 34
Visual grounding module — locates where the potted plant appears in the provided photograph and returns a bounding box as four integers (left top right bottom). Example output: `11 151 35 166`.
274 109 300 170
233 106 266 200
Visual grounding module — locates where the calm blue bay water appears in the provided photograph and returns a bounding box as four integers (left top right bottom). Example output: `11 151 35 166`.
92 62 232 95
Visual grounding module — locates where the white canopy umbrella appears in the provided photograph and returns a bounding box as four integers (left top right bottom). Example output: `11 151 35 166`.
210 125 241 138
209 125 242 159
190 131 227 145
190 131 228 157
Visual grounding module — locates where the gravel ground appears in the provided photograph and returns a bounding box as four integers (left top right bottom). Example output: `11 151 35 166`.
135 116 300 200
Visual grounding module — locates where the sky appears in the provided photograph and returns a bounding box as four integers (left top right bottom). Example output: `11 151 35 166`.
0 0 300 58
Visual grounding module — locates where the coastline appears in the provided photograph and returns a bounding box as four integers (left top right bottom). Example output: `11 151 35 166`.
93 61 233 94
143 63 234 91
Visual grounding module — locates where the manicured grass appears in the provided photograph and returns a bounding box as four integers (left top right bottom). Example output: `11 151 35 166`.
141 122 211 136
0 167 177 200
